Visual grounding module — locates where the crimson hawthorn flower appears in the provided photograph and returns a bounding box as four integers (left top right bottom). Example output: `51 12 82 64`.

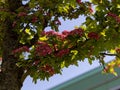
17 12 27 17
12 21 17 27
12 46 29 54
33 60 41 66
53 44 58 51
41 65 55 76
48 68 55 76
107 12 117 18
89 7 93 13
88 4 93 14
116 17 120 23
107 12 120 23
31 16 38 23
40 31 46 36
88 32 99 40
55 33 66 40
55 48 70 57
116 48 120 53
40 30 57 37
35 42 52 56
76 0 82 4
62 30 70 36
69 28 84 37
45 30 56 36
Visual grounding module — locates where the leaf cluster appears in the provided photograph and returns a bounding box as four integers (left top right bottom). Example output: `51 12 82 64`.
0 0 120 83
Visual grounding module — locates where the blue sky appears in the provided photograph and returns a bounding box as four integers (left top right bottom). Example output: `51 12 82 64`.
21 14 114 90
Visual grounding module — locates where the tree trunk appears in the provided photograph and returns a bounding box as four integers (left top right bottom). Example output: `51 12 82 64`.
0 24 23 90
0 0 24 90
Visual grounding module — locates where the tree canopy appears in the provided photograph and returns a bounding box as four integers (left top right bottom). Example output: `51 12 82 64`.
0 0 120 87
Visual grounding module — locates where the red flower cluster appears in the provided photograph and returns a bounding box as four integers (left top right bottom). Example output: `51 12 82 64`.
89 7 93 14
107 12 117 18
116 48 120 53
41 28 84 40
107 12 120 23
56 33 67 40
35 42 52 56
31 16 38 23
33 60 40 66
12 21 17 27
45 30 57 36
17 12 27 17
62 30 70 36
55 48 70 57
41 64 55 76
42 30 66 40
12 46 29 54
38 28 84 57
69 28 84 37
88 32 99 40
76 0 82 4
88 4 93 14
53 44 58 51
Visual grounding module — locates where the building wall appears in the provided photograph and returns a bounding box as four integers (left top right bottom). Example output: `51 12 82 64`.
50 67 120 90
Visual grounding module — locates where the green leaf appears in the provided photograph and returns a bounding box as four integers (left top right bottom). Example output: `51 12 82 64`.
71 50 78 60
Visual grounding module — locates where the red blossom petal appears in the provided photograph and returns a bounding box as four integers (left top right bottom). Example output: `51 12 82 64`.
17 12 27 17
107 12 117 18
33 60 40 66
12 46 29 54
45 30 56 36
76 0 82 4
89 8 93 13
35 42 52 56
12 21 17 27
116 48 120 53
69 28 84 36
31 16 38 23
41 65 55 76
62 30 70 36
88 32 99 40
55 48 70 57
107 12 120 23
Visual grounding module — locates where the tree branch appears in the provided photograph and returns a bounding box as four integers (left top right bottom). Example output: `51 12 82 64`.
100 52 120 58
6 0 22 12
100 53 117 56
21 69 31 84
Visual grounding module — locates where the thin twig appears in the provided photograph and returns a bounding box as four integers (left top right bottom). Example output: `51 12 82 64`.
100 53 117 56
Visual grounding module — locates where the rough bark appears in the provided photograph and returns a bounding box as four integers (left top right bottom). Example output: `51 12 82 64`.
0 21 23 90
0 0 24 90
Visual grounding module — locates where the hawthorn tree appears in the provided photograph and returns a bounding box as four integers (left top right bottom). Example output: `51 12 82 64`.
0 0 120 90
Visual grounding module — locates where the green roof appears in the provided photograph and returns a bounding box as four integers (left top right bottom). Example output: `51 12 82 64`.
50 66 120 90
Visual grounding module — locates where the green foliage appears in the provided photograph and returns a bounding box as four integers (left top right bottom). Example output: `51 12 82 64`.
0 0 120 83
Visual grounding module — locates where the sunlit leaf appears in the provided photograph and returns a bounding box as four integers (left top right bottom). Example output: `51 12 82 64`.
39 36 48 41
